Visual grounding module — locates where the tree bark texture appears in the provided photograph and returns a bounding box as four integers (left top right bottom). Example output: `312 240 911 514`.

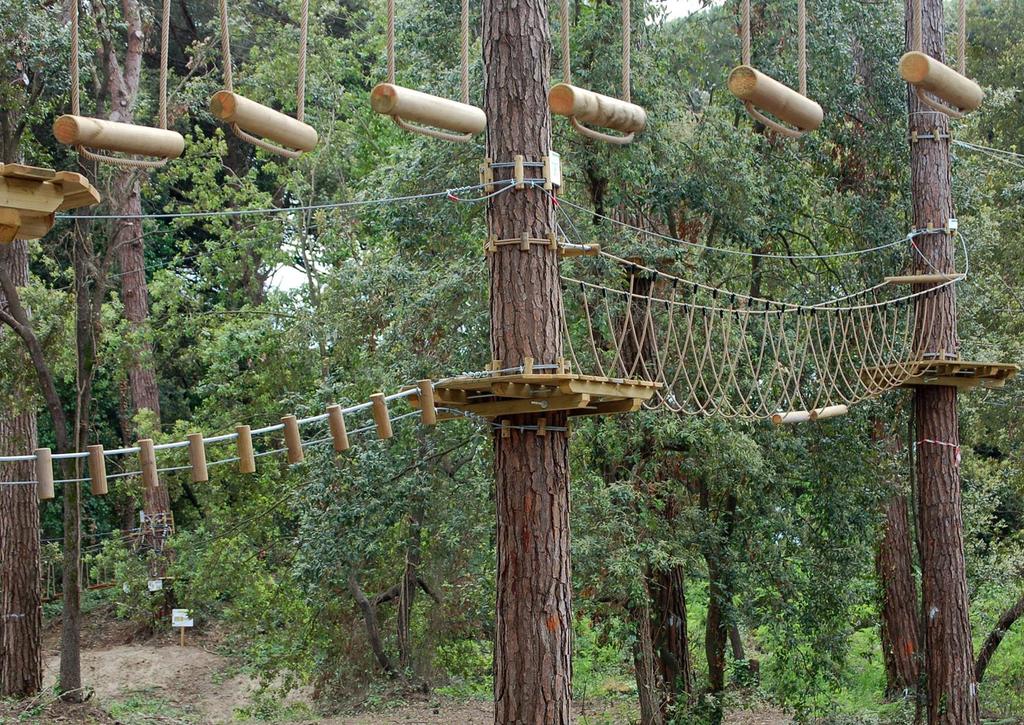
651 565 694 708
0 240 43 697
483 0 572 719
905 0 979 718
876 492 920 699
631 592 663 725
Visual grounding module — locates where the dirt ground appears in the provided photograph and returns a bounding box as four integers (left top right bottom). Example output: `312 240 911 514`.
3 610 792 724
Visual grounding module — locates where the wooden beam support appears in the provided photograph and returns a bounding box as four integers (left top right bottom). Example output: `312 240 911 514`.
0 177 63 214
35 448 54 501
727 65 823 132
463 393 590 418
52 116 185 158
370 84 487 135
327 405 350 452
88 444 108 496
187 433 209 483
568 398 644 417
210 91 319 152
282 415 304 464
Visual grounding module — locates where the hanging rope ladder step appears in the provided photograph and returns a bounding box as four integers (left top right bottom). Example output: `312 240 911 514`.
728 0 822 137
370 0 486 141
898 0 982 117
53 0 185 167
549 0 646 144
211 0 319 157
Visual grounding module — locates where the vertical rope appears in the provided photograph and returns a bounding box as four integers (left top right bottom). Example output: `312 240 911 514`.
957 0 966 75
913 0 922 52
741 0 751 66
560 0 571 83
70 0 80 115
621 0 630 103
386 0 396 84
297 0 309 121
159 0 170 128
219 0 234 91
797 0 806 96
460 0 469 103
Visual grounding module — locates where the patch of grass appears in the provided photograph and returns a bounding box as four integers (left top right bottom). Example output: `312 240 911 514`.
107 689 198 724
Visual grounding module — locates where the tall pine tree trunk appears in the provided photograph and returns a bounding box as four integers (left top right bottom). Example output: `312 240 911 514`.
877 492 920 698
0 239 42 697
483 0 572 719
905 0 979 718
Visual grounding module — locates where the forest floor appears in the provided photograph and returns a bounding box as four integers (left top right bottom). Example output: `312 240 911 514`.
0 607 794 724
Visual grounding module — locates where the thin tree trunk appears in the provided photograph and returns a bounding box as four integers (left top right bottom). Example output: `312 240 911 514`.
905 0 979 718
975 592 1024 683
348 571 396 675
651 565 693 709
397 485 425 671
728 624 744 661
632 590 663 725
483 0 572 721
877 492 920 699
0 239 42 697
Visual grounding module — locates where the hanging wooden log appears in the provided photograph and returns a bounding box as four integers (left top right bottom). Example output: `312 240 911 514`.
52 116 185 159
727 66 823 132
898 52 983 114
370 393 394 439
771 410 811 425
810 404 848 421
210 92 319 152
370 84 487 135
35 447 54 501
548 84 647 134
187 433 208 483
236 425 256 474
418 380 437 426
282 415 305 464
884 273 963 285
87 444 108 496
327 405 350 452
138 439 159 491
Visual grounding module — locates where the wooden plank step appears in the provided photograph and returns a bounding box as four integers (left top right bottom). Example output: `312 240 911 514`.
0 163 56 181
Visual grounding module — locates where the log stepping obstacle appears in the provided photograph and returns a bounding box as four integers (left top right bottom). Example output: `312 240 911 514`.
54 0 185 166
728 0 822 137
211 0 318 156
772 404 849 425
406 361 659 420
0 164 100 242
549 0 646 144
861 360 1018 390
370 0 486 141
899 0 982 117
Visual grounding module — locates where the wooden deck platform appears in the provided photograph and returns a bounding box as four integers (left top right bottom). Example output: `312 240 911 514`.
861 359 1018 390
0 163 101 241
408 370 660 419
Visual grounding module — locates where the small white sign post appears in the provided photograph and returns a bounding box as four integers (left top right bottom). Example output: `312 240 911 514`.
171 608 193 646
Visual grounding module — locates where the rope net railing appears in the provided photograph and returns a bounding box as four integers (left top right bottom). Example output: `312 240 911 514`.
559 265 952 420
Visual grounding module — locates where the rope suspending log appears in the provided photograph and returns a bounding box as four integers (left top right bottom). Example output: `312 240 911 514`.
211 0 318 157
370 0 486 141
549 0 646 144
899 0 982 117
728 0 822 137
53 0 185 167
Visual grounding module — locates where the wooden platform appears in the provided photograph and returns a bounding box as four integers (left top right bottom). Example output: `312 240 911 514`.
0 163 101 241
408 371 660 419
861 360 1019 390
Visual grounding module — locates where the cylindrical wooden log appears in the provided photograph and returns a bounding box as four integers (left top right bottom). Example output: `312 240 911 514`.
727 66 824 132
138 438 159 491
35 447 54 501
418 380 437 426
187 433 208 483
52 115 185 158
282 415 304 464
370 393 394 440
327 405 350 452
370 84 487 134
771 410 812 425
210 91 319 151
87 444 108 496
899 52 983 113
810 404 849 421
236 425 256 474
547 84 647 134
